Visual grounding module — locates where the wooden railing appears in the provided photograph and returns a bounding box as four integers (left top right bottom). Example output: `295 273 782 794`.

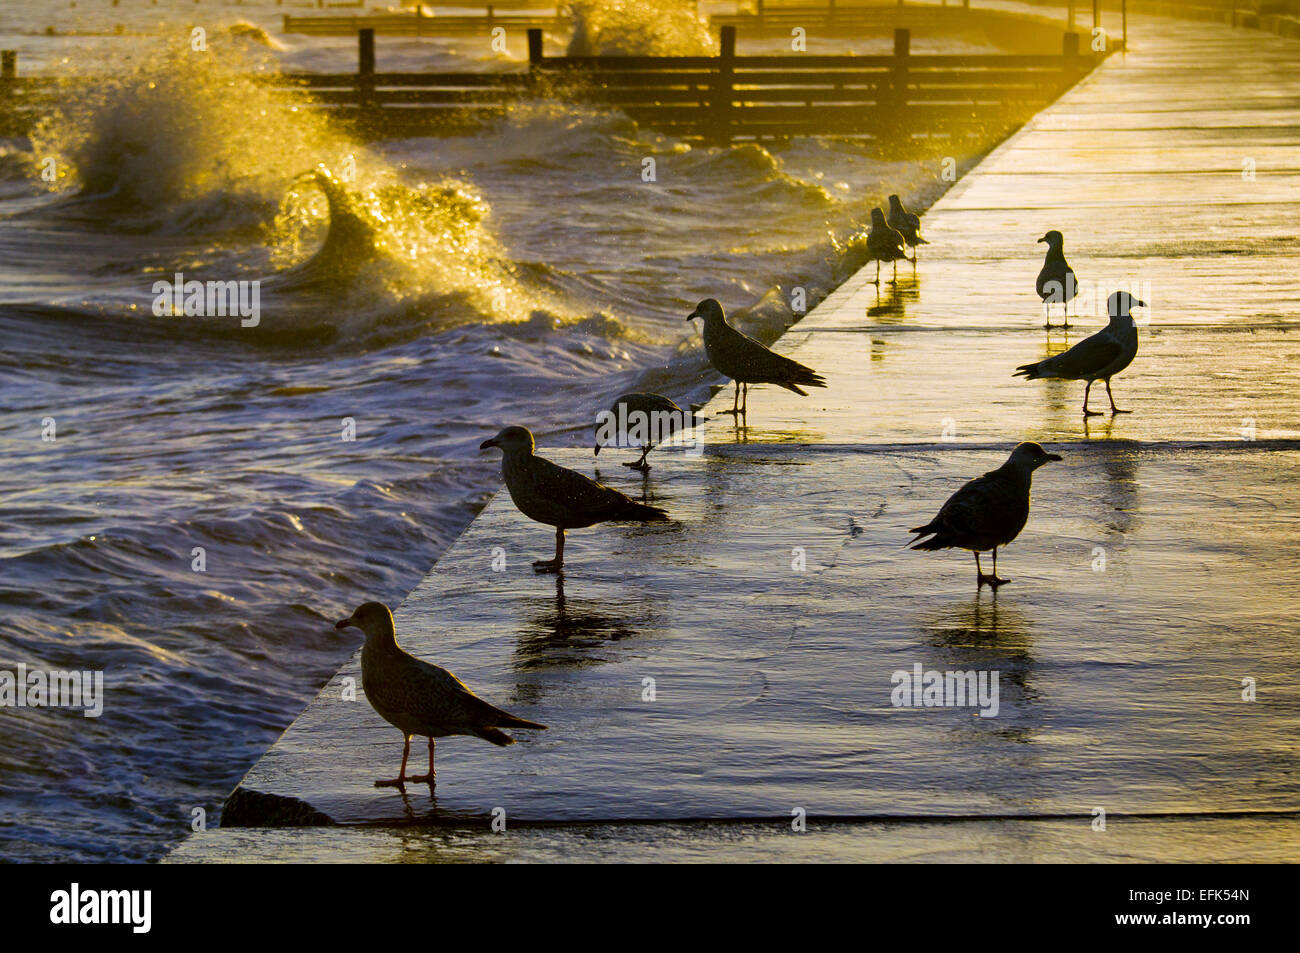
519 27 1099 142
283 7 568 37
0 26 1106 143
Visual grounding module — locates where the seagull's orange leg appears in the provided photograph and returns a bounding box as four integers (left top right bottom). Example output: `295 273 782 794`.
975 549 1009 589
376 734 411 790
409 738 436 786
623 445 651 471
720 382 741 416
872 260 881 285
534 527 565 573
990 547 1010 588
1105 379 1129 414
1082 380 1102 416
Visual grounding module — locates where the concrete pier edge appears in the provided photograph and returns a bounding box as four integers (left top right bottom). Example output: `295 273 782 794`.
167 7 1300 861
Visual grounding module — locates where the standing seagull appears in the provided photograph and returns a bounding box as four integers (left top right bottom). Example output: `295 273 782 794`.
1014 291 1145 416
687 298 826 418
887 194 928 264
909 442 1062 589
867 207 909 283
1036 230 1079 327
593 392 696 472
481 425 668 572
335 601 546 791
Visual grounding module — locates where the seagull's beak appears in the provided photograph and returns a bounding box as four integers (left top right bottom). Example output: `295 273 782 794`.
1037 235 1048 243
335 617 355 630
593 443 601 456
479 438 498 450
1135 300 1148 308
1045 453 1063 462
686 311 701 323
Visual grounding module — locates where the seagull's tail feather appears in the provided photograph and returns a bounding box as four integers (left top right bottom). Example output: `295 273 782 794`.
492 712 548 731
777 369 827 395
473 726 518 747
909 532 953 551
907 521 950 550
1013 360 1043 379
615 500 670 522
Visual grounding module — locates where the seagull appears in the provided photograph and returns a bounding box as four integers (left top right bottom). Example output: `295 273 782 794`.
909 442 1062 589
1014 291 1145 416
335 601 547 791
1036 230 1079 327
887 194 928 263
686 298 826 418
593 392 697 471
480 425 669 572
867 207 909 283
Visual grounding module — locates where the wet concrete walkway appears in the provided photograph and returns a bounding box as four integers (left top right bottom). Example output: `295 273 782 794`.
170 13 1300 861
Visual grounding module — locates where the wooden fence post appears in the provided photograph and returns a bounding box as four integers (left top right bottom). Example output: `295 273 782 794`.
1093 0 1100 31
1122 0 1127 51
892 27 910 112
527 27 543 66
358 28 375 112
712 25 735 145
1062 30 1080 82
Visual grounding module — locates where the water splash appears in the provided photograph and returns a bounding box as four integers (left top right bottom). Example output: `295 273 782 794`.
567 0 714 57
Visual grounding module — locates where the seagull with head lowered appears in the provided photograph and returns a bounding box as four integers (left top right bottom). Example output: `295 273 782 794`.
686 298 826 418
593 392 699 472
887 194 928 263
1014 291 1145 416
335 601 547 791
868 207 909 283
909 442 1062 589
1036 230 1079 327
481 425 669 572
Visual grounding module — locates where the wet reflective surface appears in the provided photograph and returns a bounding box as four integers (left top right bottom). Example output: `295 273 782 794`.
184 13 1300 860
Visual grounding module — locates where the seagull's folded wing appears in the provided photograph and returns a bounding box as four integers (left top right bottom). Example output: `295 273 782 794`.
934 474 1020 540
1041 331 1124 378
528 455 639 523
721 324 824 385
375 656 469 723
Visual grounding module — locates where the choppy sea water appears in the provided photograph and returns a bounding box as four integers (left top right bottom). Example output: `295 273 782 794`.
0 0 1008 861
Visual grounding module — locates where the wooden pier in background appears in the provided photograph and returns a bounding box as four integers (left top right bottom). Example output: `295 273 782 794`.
265 25 1102 143
283 7 567 38
0 24 1105 143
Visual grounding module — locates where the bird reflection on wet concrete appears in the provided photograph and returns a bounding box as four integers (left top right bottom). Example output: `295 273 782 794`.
1097 439 1141 538
867 272 918 324
919 593 1040 744
512 574 653 671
